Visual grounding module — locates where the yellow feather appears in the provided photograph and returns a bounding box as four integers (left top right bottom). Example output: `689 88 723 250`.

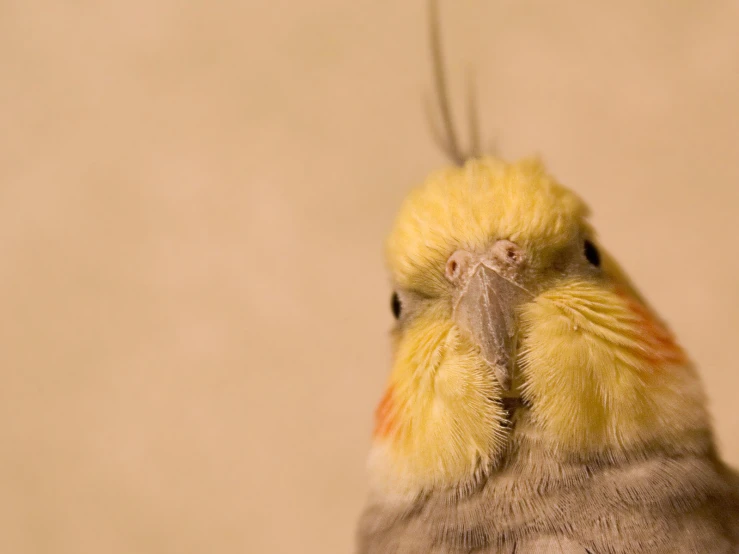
370 303 507 494
518 281 708 454
386 157 589 296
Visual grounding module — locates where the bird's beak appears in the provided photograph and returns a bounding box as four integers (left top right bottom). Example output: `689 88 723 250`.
445 240 530 391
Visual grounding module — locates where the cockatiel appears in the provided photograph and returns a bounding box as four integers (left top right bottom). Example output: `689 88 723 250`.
356 4 739 554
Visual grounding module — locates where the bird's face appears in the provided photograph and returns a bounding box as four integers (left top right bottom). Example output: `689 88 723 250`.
370 157 708 496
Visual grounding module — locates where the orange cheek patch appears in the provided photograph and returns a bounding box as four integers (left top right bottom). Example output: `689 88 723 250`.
373 386 397 438
616 288 688 369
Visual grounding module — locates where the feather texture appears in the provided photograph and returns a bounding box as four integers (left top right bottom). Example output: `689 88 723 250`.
359 157 739 552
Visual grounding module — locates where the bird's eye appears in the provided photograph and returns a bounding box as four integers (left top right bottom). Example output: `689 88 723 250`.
584 239 601 267
391 292 402 319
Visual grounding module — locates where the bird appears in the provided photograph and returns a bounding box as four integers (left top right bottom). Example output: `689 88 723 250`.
356 2 739 553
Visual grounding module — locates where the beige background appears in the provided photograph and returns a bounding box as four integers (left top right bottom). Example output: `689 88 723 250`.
1 1 738 553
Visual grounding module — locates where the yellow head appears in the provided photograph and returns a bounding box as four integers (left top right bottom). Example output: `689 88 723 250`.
370 156 708 496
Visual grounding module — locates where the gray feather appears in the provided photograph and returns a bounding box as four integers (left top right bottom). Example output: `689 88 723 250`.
357 413 739 554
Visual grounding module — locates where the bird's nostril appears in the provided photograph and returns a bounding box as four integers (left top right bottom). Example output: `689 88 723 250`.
445 251 471 283
445 258 460 281
493 240 525 266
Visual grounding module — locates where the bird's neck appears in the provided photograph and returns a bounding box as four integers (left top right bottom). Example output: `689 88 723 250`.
368 397 715 501
359 420 728 553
